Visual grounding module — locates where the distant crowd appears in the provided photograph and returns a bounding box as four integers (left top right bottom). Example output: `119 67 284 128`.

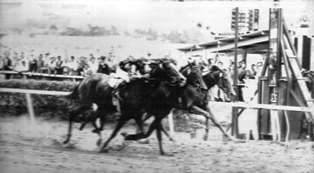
0 48 155 79
0 47 264 84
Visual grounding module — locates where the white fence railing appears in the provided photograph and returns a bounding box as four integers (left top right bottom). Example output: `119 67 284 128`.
0 70 84 81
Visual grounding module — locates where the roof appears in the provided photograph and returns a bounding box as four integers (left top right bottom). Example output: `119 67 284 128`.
177 44 203 52
179 30 269 53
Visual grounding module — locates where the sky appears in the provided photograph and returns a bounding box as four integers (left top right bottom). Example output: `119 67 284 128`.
0 0 313 35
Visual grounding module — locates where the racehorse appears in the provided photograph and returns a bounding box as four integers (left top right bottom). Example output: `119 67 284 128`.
63 58 185 146
106 62 207 155
138 63 237 141
178 64 237 141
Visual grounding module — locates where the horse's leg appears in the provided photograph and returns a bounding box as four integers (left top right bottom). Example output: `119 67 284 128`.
124 119 158 140
155 119 165 155
79 103 99 132
99 114 131 152
185 113 197 139
63 106 89 144
96 109 107 132
90 109 107 147
134 112 152 134
188 106 210 141
79 121 88 131
79 112 97 131
134 113 145 134
161 126 175 142
191 105 236 141
204 118 209 141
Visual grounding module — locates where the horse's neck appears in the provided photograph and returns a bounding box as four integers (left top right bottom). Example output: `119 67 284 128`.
203 73 217 89
159 82 182 99
179 65 190 75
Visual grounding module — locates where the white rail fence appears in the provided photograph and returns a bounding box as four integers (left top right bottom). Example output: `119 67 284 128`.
0 71 84 81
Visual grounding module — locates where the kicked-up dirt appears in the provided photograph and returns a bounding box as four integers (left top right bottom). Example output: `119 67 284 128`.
0 116 313 173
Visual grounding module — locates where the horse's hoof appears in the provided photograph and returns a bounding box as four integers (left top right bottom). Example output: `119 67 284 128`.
92 129 99 133
63 140 69 145
225 136 245 143
62 143 76 149
161 153 175 157
120 132 129 138
98 148 109 153
96 139 103 147
203 135 208 141
234 139 246 143
169 138 176 142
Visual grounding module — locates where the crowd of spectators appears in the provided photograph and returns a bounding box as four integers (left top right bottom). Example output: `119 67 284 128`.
0 46 264 83
0 48 122 79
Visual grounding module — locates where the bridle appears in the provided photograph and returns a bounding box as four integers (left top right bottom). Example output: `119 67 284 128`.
180 65 208 93
149 61 185 87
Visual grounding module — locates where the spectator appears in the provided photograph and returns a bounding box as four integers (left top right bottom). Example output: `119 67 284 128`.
3 54 13 79
251 64 257 76
147 51 152 59
238 68 247 84
0 56 4 70
88 56 98 74
238 60 247 84
217 61 223 69
256 61 263 76
89 54 95 61
228 63 235 80
20 52 25 60
55 56 63 75
12 54 21 72
68 56 78 76
82 64 92 77
48 57 56 75
40 53 50 74
29 54 38 73
207 58 213 68
107 50 115 68
97 56 110 75
15 60 29 73
77 56 87 75
12 52 19 67
62 58 70 75
245 70 255 79
37 54 46 74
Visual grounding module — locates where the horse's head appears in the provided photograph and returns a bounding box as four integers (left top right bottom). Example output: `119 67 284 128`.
150 59 186 87
210 65 236 101
180 61 208 92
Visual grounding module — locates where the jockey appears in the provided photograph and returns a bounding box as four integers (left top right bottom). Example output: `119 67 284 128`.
110 57 145 100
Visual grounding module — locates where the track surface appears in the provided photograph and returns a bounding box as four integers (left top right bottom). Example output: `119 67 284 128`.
0 117 313 173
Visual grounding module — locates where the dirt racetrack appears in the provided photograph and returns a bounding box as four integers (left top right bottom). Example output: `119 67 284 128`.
0 116 313 173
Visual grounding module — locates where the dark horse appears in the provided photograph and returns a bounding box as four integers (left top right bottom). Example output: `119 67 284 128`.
137 64 237 142
63 58 186 146
178 64 237 141
104 62 208 155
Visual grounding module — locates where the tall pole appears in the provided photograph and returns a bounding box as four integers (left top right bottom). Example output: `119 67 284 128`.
232 7 239 138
